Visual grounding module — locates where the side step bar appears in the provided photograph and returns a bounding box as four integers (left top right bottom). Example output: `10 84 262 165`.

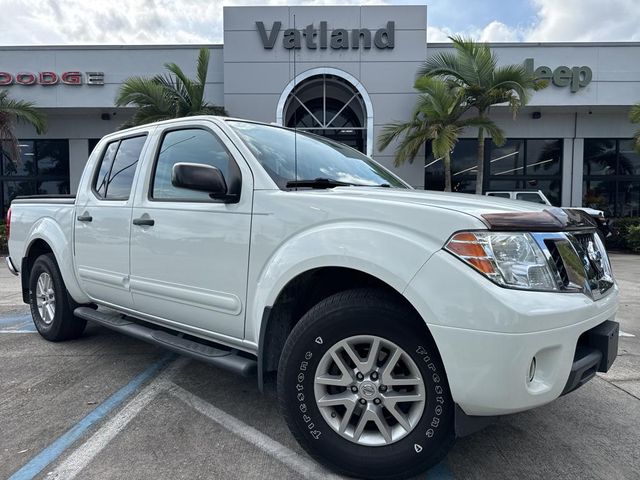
74 307 257 377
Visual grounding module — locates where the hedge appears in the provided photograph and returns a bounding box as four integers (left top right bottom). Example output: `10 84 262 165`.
0 224 6 254
606 217 640 253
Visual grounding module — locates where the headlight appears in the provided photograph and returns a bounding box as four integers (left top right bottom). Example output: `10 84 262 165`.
445 231 559 291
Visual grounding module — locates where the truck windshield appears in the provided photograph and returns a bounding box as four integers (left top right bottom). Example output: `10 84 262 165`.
227 121 409 190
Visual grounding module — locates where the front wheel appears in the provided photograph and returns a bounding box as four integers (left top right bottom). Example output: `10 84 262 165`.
277 289 454 479
29 253 86 341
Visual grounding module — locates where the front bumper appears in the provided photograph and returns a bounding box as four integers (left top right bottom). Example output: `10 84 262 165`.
404 250 619 417
5 256 18 276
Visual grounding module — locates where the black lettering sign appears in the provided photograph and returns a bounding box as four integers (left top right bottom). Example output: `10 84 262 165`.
256 21 395 51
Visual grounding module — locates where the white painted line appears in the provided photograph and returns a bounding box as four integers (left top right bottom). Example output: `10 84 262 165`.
44 358 189 480
619 331 635 338
169 384 342 480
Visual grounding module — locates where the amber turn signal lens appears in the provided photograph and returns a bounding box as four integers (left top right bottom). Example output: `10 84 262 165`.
445 232 497 275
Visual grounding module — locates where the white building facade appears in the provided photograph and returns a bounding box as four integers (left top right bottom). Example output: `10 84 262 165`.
1 5 639 217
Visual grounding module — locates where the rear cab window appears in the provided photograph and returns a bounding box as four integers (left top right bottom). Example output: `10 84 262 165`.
93 135 147 200
516 192 547 204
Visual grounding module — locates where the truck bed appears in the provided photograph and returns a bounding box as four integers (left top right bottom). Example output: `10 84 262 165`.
12 195 76 204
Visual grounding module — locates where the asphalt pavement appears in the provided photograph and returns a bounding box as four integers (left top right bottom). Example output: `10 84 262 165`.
1 254 638 480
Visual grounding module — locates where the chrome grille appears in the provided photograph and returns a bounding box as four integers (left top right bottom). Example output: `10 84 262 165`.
533 231 615 299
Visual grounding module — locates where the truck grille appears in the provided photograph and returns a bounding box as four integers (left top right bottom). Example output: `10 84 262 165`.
539 232 614 299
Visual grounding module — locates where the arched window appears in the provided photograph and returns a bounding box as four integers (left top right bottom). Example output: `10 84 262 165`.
282 74 367 154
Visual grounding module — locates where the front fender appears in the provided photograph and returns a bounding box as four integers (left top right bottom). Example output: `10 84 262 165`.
246 220 442 345
23 216 90 304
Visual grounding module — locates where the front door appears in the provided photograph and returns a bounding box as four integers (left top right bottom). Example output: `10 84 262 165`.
74 134 149 308
129 123 252 340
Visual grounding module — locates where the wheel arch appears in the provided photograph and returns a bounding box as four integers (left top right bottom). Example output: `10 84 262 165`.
257 266 438 391
20 223 89 305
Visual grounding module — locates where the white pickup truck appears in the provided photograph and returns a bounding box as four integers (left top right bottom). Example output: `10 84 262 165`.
6 117 619 479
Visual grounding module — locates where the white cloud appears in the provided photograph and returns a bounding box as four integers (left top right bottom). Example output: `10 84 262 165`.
426 25 454 42
526 0 640 41
0 0 392 45
427 0 639 43
428 20 522 43
478 20 520 42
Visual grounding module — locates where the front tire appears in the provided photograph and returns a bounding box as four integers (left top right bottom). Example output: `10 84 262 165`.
29 253 86 341
277 288 454 479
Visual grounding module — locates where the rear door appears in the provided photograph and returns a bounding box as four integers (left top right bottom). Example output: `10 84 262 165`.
74 134 149 308
129 121 253 340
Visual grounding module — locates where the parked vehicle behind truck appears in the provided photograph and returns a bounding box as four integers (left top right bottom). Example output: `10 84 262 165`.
6 117 619 479
486 189 611 239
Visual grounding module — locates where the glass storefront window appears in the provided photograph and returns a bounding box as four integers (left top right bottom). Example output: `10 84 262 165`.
526 139 562 176
38 180 71 195
584 139 617 176
489 139 524 176
583 179 616 215
425 139 477 193
583 139 640 217
2 141 36 176
37 140 69 175
617 181 640 217
618 140 640 176
3 181 35 206
1 139 70 214
426 138 563 205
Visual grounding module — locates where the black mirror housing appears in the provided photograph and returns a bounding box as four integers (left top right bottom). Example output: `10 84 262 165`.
171 163 229 199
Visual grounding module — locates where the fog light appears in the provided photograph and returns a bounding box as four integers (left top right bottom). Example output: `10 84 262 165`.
528 357 537 382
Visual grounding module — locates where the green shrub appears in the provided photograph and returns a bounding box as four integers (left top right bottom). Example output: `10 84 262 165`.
0 224 6 254
627 225 640 254
606 217 640 252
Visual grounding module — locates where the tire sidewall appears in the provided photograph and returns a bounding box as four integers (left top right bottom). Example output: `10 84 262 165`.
29 255 67 339
278 299 454 477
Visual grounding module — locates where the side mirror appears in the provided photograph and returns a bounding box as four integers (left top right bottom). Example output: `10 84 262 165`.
171 162 228 199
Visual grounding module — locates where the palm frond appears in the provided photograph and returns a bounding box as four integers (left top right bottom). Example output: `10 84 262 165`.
630 103 640 124
0 94 47 134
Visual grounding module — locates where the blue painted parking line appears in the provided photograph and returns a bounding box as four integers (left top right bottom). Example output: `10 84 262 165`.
0 314 36 333
8 353 176 480
427 459 455 479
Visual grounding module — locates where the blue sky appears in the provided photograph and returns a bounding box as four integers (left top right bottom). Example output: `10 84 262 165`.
0 0 638 45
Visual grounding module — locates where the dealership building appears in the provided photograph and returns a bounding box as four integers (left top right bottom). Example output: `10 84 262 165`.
1 4 639 217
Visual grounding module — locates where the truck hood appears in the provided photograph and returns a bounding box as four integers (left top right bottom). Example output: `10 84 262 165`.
326 187 548 220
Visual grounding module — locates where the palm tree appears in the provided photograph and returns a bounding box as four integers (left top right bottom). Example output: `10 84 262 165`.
115 48 226 128
0 90 47 164
630 103 640 153
377 77 504 192
418 36 544 194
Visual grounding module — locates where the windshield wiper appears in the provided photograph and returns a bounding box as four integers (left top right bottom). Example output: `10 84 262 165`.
286 178 358 189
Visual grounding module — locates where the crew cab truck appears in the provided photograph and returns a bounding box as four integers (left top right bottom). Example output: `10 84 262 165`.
6 117 619 479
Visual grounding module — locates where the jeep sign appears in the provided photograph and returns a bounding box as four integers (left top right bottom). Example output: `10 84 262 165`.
256 21 395 50
524 58 592 93
0 71 104 86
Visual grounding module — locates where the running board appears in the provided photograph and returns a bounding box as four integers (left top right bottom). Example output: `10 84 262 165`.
74 306 257 377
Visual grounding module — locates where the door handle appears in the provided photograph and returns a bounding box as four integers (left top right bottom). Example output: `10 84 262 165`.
133 217 155 226
77 214 92 222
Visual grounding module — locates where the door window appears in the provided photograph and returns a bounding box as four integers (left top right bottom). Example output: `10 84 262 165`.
151 129 235 201
93 135 146 200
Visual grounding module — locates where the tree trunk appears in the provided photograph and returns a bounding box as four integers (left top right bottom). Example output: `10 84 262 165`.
444 151 452 192
475 112 486 195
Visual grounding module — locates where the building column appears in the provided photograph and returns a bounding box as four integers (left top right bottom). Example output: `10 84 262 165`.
571 138 584 207
561 138 573 206
69 139 89 194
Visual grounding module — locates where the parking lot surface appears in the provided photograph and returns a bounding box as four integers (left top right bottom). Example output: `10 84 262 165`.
1 254 639 480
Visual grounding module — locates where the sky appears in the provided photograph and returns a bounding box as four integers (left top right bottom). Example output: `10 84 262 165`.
0 0 639 45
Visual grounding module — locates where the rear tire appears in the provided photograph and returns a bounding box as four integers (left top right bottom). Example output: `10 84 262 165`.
29 253 86 341
277 288 454 479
